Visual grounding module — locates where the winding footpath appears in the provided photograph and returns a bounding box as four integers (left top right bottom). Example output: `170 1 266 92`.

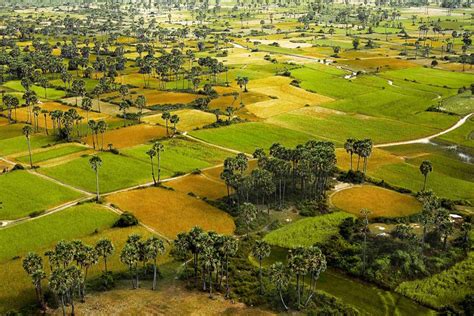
375 113 473 148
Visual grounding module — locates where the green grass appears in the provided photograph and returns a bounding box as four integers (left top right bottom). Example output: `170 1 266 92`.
441 92 474 115
0 170 83 220
39 152 151 193
16 144 87 164
0 124 23 140
0 134 57 156
0 203 118 262
122 138 231 175
190 122 314 153
266 111 440 145
40 138 230 193
255 247 434 315
370 162 474 203
264 212 354 248
3 80 66 100
436 117 474 148
396 252 474 309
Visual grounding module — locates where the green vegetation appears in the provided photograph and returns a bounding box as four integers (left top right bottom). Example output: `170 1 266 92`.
396 252 474 309
264 212 354 248
16 144 87 164
0 170 83 220
0 203 118 262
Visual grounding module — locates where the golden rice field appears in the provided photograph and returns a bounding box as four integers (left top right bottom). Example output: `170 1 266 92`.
247 76 333 118
330 185 421 218
83 124 167 149
166 173 228 200
143 109 215 130
106 186 235 238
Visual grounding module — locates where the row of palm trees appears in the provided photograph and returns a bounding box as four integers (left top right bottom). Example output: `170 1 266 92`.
22 238 114 315
343 138 373 174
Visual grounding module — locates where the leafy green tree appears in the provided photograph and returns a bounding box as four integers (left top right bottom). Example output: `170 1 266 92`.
240 202 258 236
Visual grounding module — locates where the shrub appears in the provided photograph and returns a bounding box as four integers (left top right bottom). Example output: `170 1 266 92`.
113 212 138 227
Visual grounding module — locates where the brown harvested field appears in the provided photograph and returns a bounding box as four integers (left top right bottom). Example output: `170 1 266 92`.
0 159 13 171
331 185 421 218
126 89 199 106
209 91 270 110
65 281 274 316
341 58 419 72
83 124 167 149
336 148 403 172
246 76 333 118
107 186 235 238
167 173 228 200
143 109 215 131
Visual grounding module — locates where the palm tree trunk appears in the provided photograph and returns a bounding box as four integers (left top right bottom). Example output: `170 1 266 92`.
152 260 157 290
95 169 100 201
27 138 33 168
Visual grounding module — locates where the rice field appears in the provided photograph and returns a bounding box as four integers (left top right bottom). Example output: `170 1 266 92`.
107 186 235 238
330 185 421 218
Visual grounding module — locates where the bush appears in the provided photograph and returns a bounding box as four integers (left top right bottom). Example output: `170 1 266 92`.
113 212 138 227
337 170 365 184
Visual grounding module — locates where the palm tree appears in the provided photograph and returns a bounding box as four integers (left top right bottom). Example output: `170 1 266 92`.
344 138 356 170
97 120 107 150
81 97 93 135
95 238 114 273
419 160 433 191
161 111 171 135
89 155 102 201
251 240 271 294
49 268 70 316
170 114 180 135
22 252 46 309
145 236 165 290
120 242 140 289
135 95 146 123
119 100 130 127
240 203 257 236
269 262 289 310
22 125 34 168
41 109 49 135
153 142 164 183
146 149 157 185
220 235 238 298
88 120 98 149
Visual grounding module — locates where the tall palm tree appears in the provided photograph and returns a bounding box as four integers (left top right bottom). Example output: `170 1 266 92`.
95 238 114 273
145 236 165 290
81 97 93 135
269 262 289 310
419 160 433 191
22 252 46 309
153 142 164 183
41 109 49 135
22 125 34 168
170 114 180 135
146 148 157 185
344 138 356 171
161 111 171 135
251 240 271 294
89 155 102 201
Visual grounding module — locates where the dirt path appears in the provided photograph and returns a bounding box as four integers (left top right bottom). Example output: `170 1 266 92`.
375 113 473 148
183 133 252 157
